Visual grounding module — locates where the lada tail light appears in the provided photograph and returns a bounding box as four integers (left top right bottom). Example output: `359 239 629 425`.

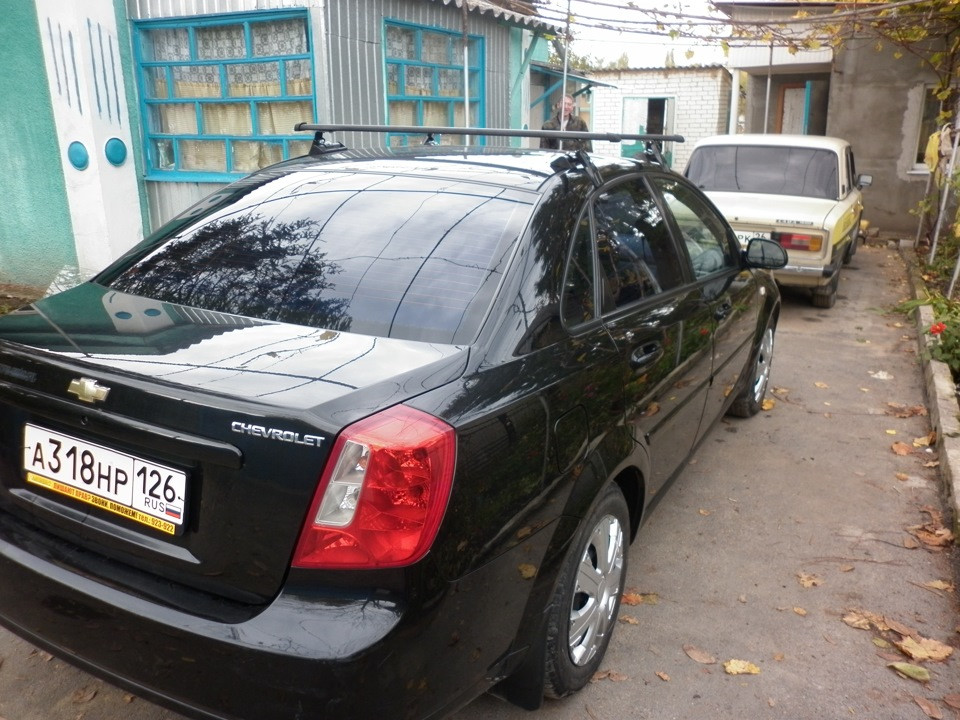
292 405 456 569
773 231 823 253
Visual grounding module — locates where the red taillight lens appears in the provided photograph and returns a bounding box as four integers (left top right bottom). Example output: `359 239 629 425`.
773 232 823 252
292 405 456 569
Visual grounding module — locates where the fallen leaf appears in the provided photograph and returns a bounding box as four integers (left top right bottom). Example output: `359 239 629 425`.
772 386 790 396
869 370 894 380
842 611 872 630
773 652 785 661
913 433 936 448
873 637 892 648
885 403 928 418
698 508 712 516
619 615 640 625
517 563 537 580
895 472 910 481
591 669 628 683
944 694 960 710
885 617 919 637
72 686 98 704
621 591 659 606
656 671 671 681
642 402 661 417
683 644 717 665
896 636 954 662
885 429 898 435
923 580 954 592
762 398 776 411
814 381 829 389
793 607 808 617
904 536 921 549
914 695 943 719
723 659 760 675
889 662 931 683
122 693 136 704
797 572 823 588
892 442 914 456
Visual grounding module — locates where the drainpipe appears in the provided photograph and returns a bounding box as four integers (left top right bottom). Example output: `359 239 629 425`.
763 42 773 133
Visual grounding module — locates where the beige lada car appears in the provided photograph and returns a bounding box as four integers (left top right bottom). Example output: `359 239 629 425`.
685 134 871 308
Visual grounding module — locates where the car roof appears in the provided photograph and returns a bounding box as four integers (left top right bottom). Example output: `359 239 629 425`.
691 134 851 153
274 144 643 193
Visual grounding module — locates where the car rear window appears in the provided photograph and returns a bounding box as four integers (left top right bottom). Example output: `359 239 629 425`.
686 145 840 200
103 170 534 344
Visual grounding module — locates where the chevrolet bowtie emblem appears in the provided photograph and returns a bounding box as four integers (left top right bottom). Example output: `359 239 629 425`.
68 377 111 404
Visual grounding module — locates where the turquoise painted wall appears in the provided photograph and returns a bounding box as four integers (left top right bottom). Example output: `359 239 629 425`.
0 1 76 288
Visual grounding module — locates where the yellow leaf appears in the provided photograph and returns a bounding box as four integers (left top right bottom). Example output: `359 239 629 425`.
896 636 954 662
517 563 537 580
656 671 671 681
622 591 658 606
797 572 823 588
885 429 898 436
888 662 930 683
793 607 808 616
723 659 760 675
814 381 829 389
761 398 776 411
699 508 712 516
922 580 954 592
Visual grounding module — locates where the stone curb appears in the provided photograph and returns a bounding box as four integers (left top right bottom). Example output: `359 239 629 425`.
900 244 960 533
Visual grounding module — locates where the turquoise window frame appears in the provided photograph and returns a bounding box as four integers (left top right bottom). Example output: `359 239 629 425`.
383 20 485 146
133 10 317 182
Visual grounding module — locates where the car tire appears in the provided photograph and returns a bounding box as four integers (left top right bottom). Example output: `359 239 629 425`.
843 237 857 264
728 322 776 418
544 482 629 699
811 272 839 309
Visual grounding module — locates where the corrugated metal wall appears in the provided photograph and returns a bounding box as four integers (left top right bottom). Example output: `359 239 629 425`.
126 0 517 227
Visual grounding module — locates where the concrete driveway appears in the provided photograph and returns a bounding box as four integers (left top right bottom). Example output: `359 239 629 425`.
1 243 956 720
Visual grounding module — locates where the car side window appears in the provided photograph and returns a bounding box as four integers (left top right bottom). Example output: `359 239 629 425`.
561 216 598 327
651 177 734 280
592 180 684 313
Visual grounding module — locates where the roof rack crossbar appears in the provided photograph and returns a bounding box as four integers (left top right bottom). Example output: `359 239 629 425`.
294 122 684 145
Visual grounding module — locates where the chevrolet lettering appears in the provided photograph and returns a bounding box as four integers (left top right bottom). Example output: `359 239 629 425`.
230 422 324 447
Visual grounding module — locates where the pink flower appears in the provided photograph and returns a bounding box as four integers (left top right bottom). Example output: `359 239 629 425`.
930 322 947 335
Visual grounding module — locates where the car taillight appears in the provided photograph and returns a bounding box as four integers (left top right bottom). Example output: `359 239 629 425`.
292 405 456 569
773 231 823 253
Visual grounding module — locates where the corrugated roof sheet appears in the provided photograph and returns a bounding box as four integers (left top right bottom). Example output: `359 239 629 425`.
429 0 563 33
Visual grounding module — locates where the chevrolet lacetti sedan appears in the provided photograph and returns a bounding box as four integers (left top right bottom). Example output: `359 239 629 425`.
0 126 786 720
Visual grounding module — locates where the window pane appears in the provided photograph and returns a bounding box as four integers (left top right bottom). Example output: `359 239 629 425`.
386 26 415 59
203 103 253 135
251 18 307 57
227 63 281 97
562 219 596 326
288 140 312 158
917 88 941 165
438 69 462 97
387 64 400 95
389 101 417 126
652 177 733 279
144 67 169 99
594 180 684 296
179 139 227 171
232 141 283 172
196 24 246 60
152 138 175 170
422 33 449 64
142 27 190 62
258 100 312 134
686 145 839 200
406 66 432 96
150 104 197 134
284 59 312 95
423 101 448 126
105 175 533 344
172 65 221 98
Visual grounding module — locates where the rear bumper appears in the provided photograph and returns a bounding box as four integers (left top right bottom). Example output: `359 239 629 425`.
0 509 538 720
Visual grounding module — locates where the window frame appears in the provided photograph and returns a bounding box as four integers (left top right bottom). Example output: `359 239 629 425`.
383 19 485 147
133 10 317 182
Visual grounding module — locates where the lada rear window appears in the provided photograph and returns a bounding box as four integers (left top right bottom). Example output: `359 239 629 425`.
102 170 534 344
686 145 839 200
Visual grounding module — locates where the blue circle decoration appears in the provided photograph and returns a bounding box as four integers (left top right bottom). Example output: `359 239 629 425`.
144 308 162 317
104 137 127 166
114 311 133 320
67 141 89 170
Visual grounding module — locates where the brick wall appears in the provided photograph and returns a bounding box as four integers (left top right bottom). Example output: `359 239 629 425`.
588 67 732 171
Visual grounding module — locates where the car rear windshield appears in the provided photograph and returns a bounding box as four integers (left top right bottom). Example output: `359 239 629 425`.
102 169 534 345
686 145 840 200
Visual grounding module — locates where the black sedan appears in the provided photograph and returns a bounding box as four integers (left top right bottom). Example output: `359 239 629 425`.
0 128 786 720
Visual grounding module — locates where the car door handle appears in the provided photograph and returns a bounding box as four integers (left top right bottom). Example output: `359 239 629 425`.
714 302 732 321
630 342 663 369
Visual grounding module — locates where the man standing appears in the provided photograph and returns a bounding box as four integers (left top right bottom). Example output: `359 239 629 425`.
540 94 592 152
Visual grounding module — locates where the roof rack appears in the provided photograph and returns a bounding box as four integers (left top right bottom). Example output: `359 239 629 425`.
294 123 683 168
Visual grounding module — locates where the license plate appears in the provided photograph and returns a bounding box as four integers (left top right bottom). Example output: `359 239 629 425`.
735 231 772 245
22 424 187 535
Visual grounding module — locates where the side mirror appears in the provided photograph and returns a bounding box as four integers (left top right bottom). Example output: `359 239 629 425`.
743 238 788 270
856 173 873 189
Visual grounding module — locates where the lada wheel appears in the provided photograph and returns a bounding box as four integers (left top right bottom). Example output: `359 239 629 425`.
544 482 628 698
729 322 775 418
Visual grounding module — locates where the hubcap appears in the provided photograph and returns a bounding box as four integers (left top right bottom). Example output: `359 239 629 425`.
568 513 625 666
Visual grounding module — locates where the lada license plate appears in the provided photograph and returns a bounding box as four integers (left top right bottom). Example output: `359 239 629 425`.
22 424 187 535
735 231 772 246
